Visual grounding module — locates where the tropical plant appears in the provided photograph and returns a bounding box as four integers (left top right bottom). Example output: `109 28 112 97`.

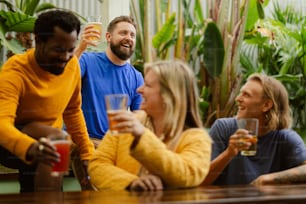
241 1 306 136
0 0 87 56
130 0 257 127
0 0 59 55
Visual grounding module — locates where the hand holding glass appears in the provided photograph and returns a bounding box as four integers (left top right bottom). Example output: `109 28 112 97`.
237 118 258 156
48 131 71 176
86 16 102 43
105 94 128 135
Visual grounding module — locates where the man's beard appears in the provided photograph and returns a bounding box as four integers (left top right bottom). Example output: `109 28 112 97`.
110 42 134 61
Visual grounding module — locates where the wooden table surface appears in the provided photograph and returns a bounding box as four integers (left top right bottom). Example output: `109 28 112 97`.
1 184 306 204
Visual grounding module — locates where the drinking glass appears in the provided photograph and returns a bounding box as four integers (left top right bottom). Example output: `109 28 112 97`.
86 16 102 43
49 131 71 176
105 94 128 135
237 118 259 156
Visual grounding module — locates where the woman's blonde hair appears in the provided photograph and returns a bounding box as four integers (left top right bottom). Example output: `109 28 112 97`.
247 73 292 130
143 59 203 145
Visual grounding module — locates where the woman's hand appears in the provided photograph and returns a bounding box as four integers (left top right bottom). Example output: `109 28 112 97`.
128 174 163 191
111 110 145 138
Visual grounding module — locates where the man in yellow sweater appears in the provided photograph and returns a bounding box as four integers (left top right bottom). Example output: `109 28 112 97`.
0 10 94 192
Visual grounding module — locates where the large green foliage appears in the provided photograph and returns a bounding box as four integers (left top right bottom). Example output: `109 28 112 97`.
131 0 252 127
0 0 57 54
0 0 86 55
241 1 306 136
203 22 224 78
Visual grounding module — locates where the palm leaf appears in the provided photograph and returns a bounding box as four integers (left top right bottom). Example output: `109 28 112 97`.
0 11 35 32
23 0 40 16
203 22 225 78
152 13 176 49
34 2 57 13
0 22 24 53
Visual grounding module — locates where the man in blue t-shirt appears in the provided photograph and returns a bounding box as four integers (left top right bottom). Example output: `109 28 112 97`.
74 16 144 146
202 73 306 186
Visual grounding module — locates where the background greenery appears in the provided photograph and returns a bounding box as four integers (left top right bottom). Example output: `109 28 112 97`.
0 0 305 139
241 1 306 137
130 0 306 140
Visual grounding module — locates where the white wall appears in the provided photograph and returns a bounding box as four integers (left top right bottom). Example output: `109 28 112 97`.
265 0 306 17
41 0 103 19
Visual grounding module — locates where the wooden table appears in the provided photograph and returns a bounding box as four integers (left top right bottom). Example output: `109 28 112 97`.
1 184 306 204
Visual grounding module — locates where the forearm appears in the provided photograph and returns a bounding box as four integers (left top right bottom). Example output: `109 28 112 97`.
74 42 87 58
201 149 236 185
132 129 211 188
256 163 306 185
21 122 63 140
89 161 138 190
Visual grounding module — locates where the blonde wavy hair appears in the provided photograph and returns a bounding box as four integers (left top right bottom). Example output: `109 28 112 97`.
247 73 292 130
143 59 203 145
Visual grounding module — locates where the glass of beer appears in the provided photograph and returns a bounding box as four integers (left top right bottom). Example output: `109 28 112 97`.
105 94 128 135
237 118 259 156
86 16 102 43
49 131 71 176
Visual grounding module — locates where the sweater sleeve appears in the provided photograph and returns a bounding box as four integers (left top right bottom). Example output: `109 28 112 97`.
131 128 212 188
0 60 36 162
63 57 94 161
88 133 139 190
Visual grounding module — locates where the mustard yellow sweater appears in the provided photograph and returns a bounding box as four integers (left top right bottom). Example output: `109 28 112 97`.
89 128 212 190
0 49 94 162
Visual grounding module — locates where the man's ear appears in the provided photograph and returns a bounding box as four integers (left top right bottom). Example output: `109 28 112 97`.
105 32 111 42
262 99 273 113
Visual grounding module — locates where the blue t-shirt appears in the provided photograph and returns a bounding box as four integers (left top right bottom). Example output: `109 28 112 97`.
210 117 306 185
79 52 144 139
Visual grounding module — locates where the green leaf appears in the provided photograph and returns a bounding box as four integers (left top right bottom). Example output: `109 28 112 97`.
0 11 36 32
245 0 259 31
24 0 40 16
256 0 265 19
0 22 24 53
34 2 57 13
273 74 302 83
194 0 204 22
203 22 225 78
152 13 176 49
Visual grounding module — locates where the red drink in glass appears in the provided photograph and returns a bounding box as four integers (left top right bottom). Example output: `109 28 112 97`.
52 140 70 172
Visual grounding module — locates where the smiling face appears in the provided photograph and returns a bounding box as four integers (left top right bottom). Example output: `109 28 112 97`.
107 21 136 61
235 80 267 119
137 69 164 118
35 26 77 75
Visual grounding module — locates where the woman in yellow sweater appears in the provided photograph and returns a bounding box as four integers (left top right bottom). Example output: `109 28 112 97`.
88 59 212 191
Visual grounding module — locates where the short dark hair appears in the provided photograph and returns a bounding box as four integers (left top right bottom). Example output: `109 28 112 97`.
34 10 81 42
107 15 136 33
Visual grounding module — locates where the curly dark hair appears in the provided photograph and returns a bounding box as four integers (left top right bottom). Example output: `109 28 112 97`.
34 10 81 42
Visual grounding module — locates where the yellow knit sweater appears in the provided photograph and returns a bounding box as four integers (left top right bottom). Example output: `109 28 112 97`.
89 127 212 190
0 49 94 162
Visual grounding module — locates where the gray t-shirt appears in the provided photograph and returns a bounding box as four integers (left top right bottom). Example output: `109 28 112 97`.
210 117 306 185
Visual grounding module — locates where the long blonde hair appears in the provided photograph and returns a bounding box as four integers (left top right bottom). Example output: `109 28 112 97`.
143 59 203 144
248 73 292 130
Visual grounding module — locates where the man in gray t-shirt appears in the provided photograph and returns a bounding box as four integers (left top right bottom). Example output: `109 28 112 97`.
210 118 306 185
202 73 306 186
